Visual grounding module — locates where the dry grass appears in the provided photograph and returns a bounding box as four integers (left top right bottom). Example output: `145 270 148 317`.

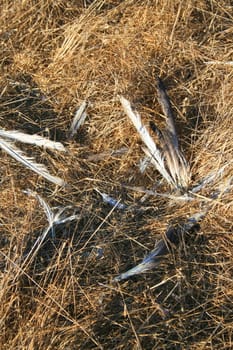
0 0 233 349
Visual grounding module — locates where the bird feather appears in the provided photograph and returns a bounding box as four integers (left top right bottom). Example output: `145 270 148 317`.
68 101 87 139
0 129 66 151
156 77 179 150
0 137 65 186
120 96 174 186
114 211 205 282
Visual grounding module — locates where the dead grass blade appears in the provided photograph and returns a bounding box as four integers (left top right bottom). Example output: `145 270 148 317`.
0 251 103 349
1 1 233 348
205 61 233 66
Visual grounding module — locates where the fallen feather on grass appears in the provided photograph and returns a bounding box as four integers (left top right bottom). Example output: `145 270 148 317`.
23 189 54 226
0 129 66 151
95 188 127 210
20 190 80 271
120 77 190 191
24 189 79 226
68 100 87 139
114 211 206 282
120 95 175 187
0 137 65 186
155 78 190 189
123 184 194 201
156 77 179 150
191 160 233 194
138 155 152 173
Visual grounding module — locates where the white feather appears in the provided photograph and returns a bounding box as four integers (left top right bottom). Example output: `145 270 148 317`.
138 155 152 173
23 189 54 225
20 192 80 270
0 137 65 186
0 129 66 151
69 101 87 139
114 210 206 282
120 95 174 186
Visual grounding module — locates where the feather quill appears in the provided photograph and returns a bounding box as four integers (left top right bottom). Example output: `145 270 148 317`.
0 137 65 186
0 129 66 151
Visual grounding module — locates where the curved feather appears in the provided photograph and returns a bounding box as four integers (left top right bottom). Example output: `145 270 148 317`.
23 189 54 225
114 211 205 282
120 96 174 186
0 129 66 152
68 101 87 139
156 77 178 150
0 137 65 186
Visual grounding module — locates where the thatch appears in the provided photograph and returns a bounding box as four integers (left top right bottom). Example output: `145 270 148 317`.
0 1 232 349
